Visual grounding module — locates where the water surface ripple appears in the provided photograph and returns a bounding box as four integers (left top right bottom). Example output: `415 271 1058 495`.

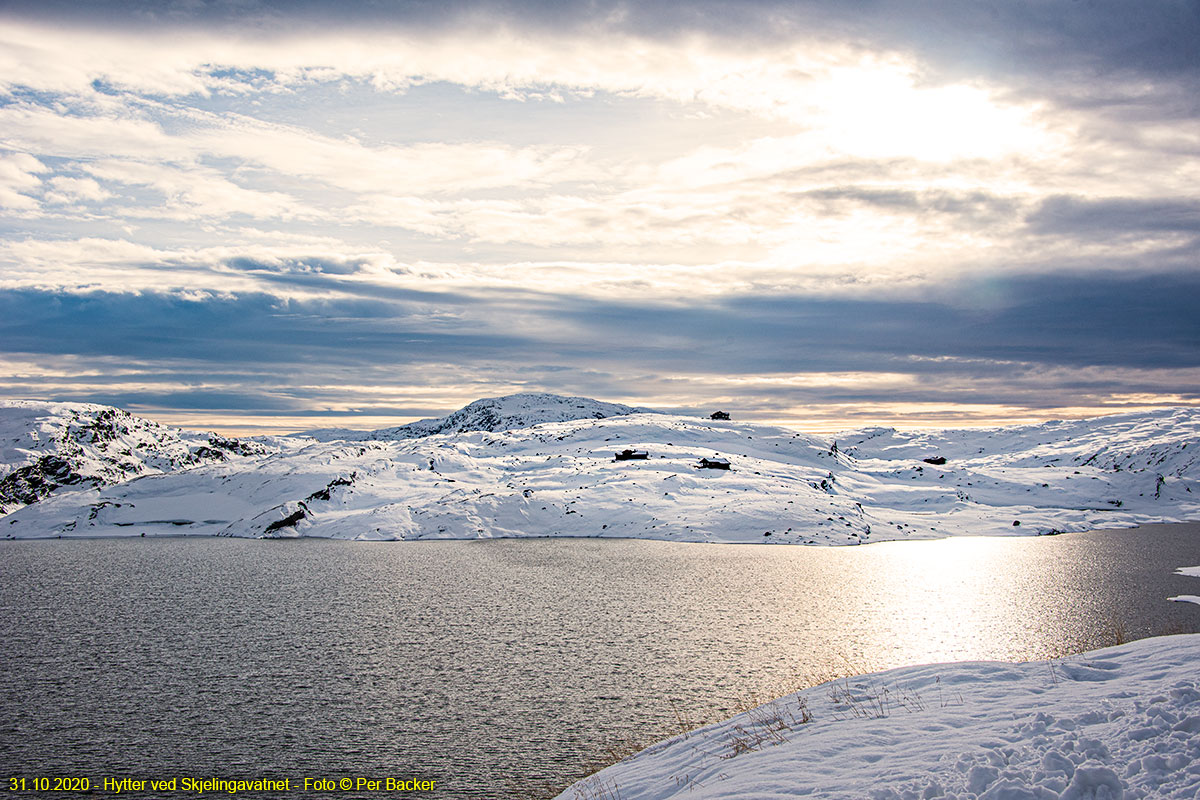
2 524 1199 797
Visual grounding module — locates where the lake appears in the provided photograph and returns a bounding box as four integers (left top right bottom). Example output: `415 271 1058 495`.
2 524 1199 798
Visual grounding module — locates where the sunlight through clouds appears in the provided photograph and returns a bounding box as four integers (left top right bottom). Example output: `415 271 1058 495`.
0 2 1197 429
812 66 1052 161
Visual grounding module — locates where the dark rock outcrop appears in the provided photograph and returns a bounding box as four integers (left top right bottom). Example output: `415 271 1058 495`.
0 456 95 510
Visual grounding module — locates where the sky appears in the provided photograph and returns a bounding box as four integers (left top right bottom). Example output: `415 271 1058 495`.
1 0 1198 434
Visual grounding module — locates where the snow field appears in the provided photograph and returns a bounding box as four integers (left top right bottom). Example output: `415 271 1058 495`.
3 400 1198 543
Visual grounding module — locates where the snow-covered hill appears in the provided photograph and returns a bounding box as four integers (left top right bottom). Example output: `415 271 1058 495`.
301 392 649 441
840 409 1198 476
0 401 280 515
2 399 1197 542
836 408 1200 526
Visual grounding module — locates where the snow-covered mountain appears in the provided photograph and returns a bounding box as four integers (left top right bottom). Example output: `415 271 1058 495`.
301 393 649 441
2 398 1197 542
0 401 280 515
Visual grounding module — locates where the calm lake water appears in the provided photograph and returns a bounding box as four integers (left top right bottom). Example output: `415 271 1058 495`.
2 524 1200 798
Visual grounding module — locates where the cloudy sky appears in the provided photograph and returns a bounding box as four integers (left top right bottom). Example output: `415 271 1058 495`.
1 0 1198 433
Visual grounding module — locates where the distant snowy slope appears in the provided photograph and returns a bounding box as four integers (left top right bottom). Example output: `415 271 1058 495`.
0 401 279 515
4 405 1198 542
301 393 649 441
840 408 1199 476
836 409 1200 525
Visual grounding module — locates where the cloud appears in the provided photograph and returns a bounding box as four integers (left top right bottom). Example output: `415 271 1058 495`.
0 10 1180 262
0 151 47 210
1027 195 1200 239
1 265 1196 386
1 2 1198 428
223 254 378 276
0 15 1054 139
0 288 529 365
0 98 593 199
1 263 1196 434
44 175 112 204
4 2 1198 103
81 159 314 221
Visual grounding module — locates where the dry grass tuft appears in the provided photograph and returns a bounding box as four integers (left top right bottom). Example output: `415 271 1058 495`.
719 695 812 759
827 678 926 720
565 775 624 800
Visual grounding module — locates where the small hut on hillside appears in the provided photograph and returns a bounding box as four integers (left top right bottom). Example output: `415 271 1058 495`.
710 411 730 420
614 449 649 461
698 457 731 470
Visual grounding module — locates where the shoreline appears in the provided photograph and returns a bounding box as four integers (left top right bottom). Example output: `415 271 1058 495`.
5 518 1200 544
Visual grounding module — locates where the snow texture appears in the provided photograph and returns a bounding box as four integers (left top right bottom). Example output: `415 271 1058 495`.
2 396 1198 542
553 635 1200 800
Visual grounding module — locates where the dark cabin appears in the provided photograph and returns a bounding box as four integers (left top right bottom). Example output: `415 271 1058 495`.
698 457 731 470
614 449 649 461
710 411 730 420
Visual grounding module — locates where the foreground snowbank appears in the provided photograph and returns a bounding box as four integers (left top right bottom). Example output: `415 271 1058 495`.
556 634 1200 800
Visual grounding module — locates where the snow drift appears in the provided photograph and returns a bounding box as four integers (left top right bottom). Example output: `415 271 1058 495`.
552 634 1200 800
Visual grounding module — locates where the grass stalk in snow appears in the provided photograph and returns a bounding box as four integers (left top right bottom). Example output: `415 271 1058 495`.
827 678 927 720
720 695 812 758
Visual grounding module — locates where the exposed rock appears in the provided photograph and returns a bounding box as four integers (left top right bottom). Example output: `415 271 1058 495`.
0 400 281 515
0 455 94 509
263 507 307 534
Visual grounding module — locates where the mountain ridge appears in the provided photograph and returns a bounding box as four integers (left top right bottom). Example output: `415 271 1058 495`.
299 392 654 441
3 399 1197 544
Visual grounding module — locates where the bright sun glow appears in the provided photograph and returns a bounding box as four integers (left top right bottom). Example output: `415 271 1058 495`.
810 66 1048 161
